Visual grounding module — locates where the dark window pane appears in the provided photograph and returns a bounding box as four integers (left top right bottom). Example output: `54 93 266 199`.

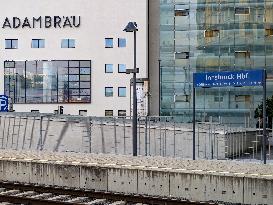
105 110 113 116
118 110 126 116
105 87 113 97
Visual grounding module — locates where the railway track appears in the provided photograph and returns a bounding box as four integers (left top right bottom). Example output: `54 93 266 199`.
0 182 215 205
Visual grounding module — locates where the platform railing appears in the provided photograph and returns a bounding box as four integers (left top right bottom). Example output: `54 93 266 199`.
0 112 271 163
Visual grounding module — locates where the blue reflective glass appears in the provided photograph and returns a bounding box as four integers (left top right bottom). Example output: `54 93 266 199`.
32 39 45 48
39 39 45 48
118 87 126 97
105 38 113 48
105 64 113 73
118 64 126 73
118 38 126 47
69 39 75 48
32 40 39 48
5 39 18 49
5 40 12 49
61 39 69 48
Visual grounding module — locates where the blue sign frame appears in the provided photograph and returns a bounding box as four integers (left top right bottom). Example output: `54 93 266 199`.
193 69 264 88
0 95 8 112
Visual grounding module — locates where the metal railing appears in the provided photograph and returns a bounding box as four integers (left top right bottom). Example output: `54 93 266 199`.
0 112 271 163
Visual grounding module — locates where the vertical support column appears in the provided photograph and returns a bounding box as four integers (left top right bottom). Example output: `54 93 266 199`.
193 87 196 160
132 30 138 156
39 116 43 151
144 116 148 156
263 69 267 164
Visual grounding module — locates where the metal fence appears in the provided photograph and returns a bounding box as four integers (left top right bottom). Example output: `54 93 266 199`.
0 112 272 163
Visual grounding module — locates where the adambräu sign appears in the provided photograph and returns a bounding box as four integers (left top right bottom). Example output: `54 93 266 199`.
1 16 81 29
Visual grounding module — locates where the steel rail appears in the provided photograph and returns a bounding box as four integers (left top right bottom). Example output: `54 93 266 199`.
0 181 214 205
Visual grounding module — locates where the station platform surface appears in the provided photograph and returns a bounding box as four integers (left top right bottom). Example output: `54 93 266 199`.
0 150 272 204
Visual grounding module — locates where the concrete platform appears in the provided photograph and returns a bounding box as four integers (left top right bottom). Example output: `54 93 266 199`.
0 150 272 204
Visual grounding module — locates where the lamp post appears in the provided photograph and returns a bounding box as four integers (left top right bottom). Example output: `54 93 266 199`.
124 22 138 156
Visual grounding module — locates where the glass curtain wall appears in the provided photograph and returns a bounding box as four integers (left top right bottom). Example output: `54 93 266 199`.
160 0 273 123
4 60 91 104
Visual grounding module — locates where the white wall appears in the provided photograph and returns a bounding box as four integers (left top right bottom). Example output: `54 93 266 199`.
0 0 148 116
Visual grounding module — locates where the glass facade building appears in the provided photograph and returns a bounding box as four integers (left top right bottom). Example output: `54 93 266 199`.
4 60 91 104
160 0 273 123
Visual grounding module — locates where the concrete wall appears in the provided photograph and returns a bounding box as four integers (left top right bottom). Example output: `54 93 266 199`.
0 158 272 204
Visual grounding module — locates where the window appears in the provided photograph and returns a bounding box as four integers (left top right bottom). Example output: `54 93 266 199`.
204 30 219 38
175 95 189 102
61 39 75 48
175 9 189 16
105 110 113 116
105 38 113 48
118 64 126 73
105 87 113 97
118 38 126 47
5 39 18 49
214 96 224 102
265 28 273 36
4 60 91 104
118 87 126 97
105 64 113 73
235 51 250 58
31 110 40 113
118 110 126 117
235 7 250 15
31 39 45 48
175 52 189 59
79 110 87 116
4 61 15 68
235 95 251 102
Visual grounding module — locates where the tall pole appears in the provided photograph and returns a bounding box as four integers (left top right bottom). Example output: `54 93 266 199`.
159 59 161 115
263 69 267 164
193 87 196 160
132 30 138 156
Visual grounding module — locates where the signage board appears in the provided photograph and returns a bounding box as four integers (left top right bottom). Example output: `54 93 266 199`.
193 70 264 88
0 95 8 112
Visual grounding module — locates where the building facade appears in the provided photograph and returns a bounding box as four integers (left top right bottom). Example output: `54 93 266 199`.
158 0 273 123
1 0 148 116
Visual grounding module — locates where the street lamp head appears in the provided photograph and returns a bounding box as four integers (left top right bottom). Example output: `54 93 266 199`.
123 22 138 32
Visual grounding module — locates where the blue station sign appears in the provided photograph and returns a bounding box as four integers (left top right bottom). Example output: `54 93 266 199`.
193 70 265 88
0 95 8 112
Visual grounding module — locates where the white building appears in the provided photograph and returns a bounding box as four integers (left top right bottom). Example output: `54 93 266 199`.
0 0 148 116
